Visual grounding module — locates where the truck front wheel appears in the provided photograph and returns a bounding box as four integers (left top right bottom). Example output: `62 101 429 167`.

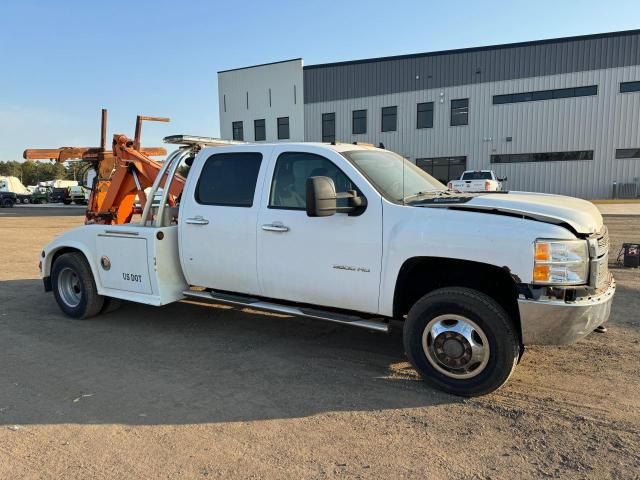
51 253 104 319
403 287 519 397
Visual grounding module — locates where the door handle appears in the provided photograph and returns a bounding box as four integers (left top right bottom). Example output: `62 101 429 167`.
185 216 209 225
262 223 289 233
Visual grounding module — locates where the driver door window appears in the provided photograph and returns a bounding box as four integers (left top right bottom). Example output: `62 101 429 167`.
269 152 359 210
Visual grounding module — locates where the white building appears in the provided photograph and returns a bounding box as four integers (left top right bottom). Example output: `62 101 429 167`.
218 30 640 199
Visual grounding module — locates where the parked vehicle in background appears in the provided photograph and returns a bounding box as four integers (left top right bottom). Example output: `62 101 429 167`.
0 191 17 207
49 188 67 203
30 186 52 204
39 139 615 397
63 186 88 205
16 193 32 204
448 170 505 192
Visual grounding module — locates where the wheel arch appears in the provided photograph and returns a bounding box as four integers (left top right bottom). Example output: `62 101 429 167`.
43 244 100 292
392 256 521 338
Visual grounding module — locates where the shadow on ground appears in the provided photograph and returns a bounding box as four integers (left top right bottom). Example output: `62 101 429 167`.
0 279 458 426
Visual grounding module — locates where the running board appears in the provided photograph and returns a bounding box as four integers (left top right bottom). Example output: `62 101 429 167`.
182 290 389 333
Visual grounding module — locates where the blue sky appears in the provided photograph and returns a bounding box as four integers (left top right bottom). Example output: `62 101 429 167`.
0 0 638 160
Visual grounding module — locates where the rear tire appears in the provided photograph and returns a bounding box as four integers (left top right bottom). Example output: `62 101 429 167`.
51 252 104 319
101 297 122 314
403 287 519 397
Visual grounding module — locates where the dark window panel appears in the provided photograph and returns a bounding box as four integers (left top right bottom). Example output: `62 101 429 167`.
417 102 434 129
416 156 467 184
352 109 367 134
490 151 594 164
450 98 468 126
615 148 640 159
381 106 397 132
254 119 265 141
232 121 243 141
277 117 290 140
322 112 336 142
195 153 262 207
493 85 597 104
620 81 640 93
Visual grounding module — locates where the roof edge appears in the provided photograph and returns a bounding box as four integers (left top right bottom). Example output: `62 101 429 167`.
218 58 302 74
303 29 640 70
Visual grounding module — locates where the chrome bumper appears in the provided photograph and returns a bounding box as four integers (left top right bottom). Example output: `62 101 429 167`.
518 276 616 345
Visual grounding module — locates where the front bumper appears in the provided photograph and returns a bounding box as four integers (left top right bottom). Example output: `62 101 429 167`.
518 275 616 345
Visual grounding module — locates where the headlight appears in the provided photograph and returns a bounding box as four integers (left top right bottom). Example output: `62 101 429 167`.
533 239 588 285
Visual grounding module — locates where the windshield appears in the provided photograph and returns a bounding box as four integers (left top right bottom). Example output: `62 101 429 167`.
461 171 492 180
341 149 446 202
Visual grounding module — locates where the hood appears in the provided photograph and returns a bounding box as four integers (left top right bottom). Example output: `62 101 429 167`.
423 191 603 235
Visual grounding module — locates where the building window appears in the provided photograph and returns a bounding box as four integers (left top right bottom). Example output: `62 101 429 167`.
491 151 594 164
232 121 244 141
322 112 336 142
450 99 468 126
381 106 397 132
417 102 434 129
493 85 598 104
254 119 266 141
352 109 367 134
416 156 467 184
620 81 640 93
277 117 290 140
616 148 640 159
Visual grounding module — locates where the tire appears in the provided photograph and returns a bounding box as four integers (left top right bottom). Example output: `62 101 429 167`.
63 200 71 205
1 198 14 208
403 287 519 397
51 252 104 319
39 198 47 204
101 297 122 314
22 198 30 204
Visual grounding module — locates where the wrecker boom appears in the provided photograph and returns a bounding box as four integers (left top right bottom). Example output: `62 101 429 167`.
23 109 185 225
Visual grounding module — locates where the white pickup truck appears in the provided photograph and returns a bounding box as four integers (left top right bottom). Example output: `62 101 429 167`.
448 170 505 192
39 138 615 396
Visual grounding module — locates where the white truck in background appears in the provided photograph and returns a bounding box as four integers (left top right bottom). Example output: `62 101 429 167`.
448 170 505 192
38 138 615 397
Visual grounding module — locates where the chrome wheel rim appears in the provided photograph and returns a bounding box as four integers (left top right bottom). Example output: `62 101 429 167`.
422 314 490 379
57 267 82 308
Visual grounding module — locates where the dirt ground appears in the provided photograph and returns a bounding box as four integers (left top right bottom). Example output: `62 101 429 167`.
0 207 639 479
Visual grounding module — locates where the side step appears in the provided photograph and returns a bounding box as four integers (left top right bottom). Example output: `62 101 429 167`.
183 289 389 333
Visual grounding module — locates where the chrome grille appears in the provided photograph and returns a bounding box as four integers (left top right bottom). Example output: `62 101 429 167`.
597 228 610 256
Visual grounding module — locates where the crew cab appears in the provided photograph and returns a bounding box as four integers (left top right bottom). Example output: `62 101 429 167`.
448 170 505 192
39 139 615 396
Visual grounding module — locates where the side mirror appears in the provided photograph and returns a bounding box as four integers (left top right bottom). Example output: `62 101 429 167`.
306 176 337 217
498 176 507 182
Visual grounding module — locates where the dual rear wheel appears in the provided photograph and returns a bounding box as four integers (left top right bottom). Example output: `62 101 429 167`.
52 253 120 319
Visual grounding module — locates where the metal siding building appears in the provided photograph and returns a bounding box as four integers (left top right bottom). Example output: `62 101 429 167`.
218 30 640 199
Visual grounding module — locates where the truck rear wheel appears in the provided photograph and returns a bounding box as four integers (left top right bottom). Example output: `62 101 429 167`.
52 252 104 319
403 287 519 397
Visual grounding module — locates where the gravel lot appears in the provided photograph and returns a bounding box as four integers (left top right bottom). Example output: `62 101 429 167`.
0 208 639 479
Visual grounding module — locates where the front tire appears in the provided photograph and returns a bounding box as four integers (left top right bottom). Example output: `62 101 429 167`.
51 252 104 319
403 287 519 397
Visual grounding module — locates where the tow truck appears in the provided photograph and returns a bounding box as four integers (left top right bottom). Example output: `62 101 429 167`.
32 112 615 396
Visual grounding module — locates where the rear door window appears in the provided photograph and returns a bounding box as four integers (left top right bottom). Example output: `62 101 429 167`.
195 152 262 207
